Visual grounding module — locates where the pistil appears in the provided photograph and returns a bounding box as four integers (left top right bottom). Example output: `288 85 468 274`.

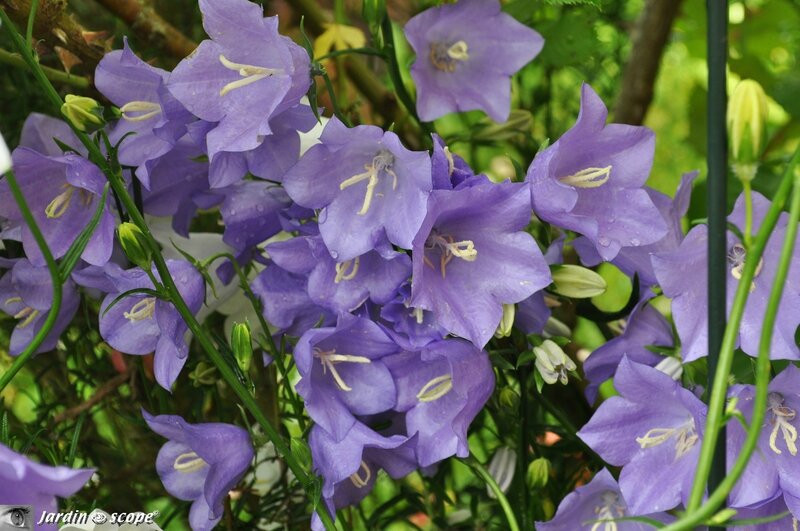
314 348 372 392
767 392 798 456
429 40 470 72
416 374 453 402
334 257 360 283
349 461 372 488
120 101 162 122
339 150 397 215
173 451 208 473
424 232 478 278
218 55 284 97
559 166 612 188
124 297 156 322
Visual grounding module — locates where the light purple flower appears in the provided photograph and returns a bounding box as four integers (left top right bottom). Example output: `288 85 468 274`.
730 496 797 531
652 191 800 362
410 179 551 348
0 259 79 356
167 0 310 159
283 118 432 261
0 443 93 531
536 468 674 530
143 411 253 531
527 84 668 261
378 282 447 350
404 0 543 122
578 357 707 514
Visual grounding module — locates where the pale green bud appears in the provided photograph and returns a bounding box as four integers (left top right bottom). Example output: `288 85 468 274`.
533 339 575 385
61 95 105 132
188 361 217 387
728 80 768 180
494 304 515 338
231 322 254 373
498 387 520 409
550 264 607 298
486 447 516 499
655 357 683 381
527 457 551 489
118 222 152 269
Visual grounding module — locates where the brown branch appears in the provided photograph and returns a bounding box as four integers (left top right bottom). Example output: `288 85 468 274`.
612 0 685 125
92 0 197 61
52 368 135 424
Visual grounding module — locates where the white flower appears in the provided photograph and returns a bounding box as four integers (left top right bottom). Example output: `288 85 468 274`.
0 131 11 175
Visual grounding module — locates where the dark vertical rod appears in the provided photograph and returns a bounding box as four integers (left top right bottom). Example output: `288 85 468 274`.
707 0 728 521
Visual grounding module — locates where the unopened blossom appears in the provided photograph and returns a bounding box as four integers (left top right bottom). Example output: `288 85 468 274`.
95 38 193 187
143 411 254 531
74 260 204 390
536 468 674 530
410 180 551 348
527 84 668 261
578 358 707 514
294 315 401 441
0 129 10 174
283 118 432 261
533 339 576 385
219 180 293 256
167 0 310 159
652 191 800 362
404 0 543 122
386 338 494 466
430 134 476 190
0 442 94 531
0 259 80 355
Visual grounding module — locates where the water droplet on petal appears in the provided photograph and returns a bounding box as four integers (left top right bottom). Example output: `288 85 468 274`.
598 237 610 247
630 238 641 246
329 250 339 260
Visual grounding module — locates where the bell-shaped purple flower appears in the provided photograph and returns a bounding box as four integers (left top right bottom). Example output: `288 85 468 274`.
143 411 254 531
378 282 447 350
283 118 432 261
167 0 310 159
0 259 80 355
536 468 674 530
652 191 800 362
294 315 401 441
404 0 543 123
527 84 668 262
410 179 551 348
95 38 193 187
729 496 797 530
387 338 494 467
0 443 94 531
577 357 707 514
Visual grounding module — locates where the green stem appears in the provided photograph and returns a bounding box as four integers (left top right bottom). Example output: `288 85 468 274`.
0 170 61 392
26 0 39 49
0 9 338 530
743 180 753 247
685 146 800 513
0 48 90 89
464 458 520 531
316 47 385 61
662 149 800 531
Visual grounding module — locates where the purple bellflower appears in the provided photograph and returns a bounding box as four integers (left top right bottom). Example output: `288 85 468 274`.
143 411 254 531
294 315 401 441
729 497 797 531
410 179 551 348
652 191 800 362
283 118 432 261
578 357 707 514
74 260 205 390
94 38 193 187
386 338 494 467
527 84 668 262
0 259 80 356
0 443 94 531
404 0 543 123
167 0 310 160
378 282 447 350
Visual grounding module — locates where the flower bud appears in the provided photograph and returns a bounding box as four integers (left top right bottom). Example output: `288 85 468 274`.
231 322 254 373
550 264 607 298
118 222 152 269
728 79 768 180
188 361 217 387
61 95 105 132
494 303 515 338
527 457 551 489
498 387 520 409
0 132 10 175
533 339 576 385
486 446 516 499
655 357 683 381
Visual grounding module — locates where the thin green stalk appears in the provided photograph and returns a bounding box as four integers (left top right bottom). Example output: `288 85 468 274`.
0 48 90 89
464 458 520 531
743 180 754 247
685 147 800 513
662 152 800 531
0 170 61 392
0 9 339 530
26 0 38 49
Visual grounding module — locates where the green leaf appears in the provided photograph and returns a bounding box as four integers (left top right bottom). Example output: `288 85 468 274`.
59 183 110 282
544 0 601 7
537 11 601 68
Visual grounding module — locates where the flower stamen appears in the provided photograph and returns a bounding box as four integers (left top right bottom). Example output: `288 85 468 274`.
636 422 698 459
314 348 372 392
416 374 453 402
219 55 284 97
559 166 612 188
768 392 798 456
339 150 397 215
349 461 372 488
173 451 208 473
124 297 156 322
429 40 469 72
13 307 40 328
424 232 478 278
120 101 162 122
334 257 360 283
589 491 625 531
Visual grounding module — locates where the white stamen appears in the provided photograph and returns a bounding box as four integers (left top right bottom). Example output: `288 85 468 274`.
412 307 425 325
119 101 162 122
424 233 478 279
173 451 208 473
636 422 698 459
559 166 612 188
123 297 156 322
339 150 397 215
728 243 764 292
443 146 455 176
590 491 625 531
768 392 798 456
416 374 453 403
446 41 469 61
314 348 372 392
45 184 75 218
429 40 469 72
13 307 40 328
4 296 22 305
218 54 284 97
349 461 372 488
334 257 360 283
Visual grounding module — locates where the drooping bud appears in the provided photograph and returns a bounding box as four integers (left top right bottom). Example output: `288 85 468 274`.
498 387 520 410
655 357 683 381
494 304 515 338
486 447 516 499
231 322 254 373
118 222 152 269
527 457 551 489
0 132 10 175
533 339 576 385
61 94 105 132
549 264 607 298
727 79 768 181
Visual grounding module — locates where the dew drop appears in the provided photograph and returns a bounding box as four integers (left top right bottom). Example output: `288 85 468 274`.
629 238 641 246
598 237 611 247
329 250 339 260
